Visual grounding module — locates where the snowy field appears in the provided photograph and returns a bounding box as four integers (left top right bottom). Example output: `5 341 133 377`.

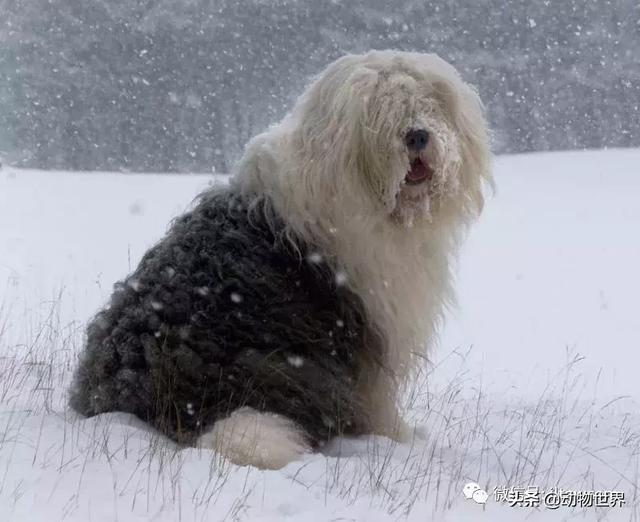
0 148 639 521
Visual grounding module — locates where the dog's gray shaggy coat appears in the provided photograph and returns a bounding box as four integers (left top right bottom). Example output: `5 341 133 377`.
69 189 381 447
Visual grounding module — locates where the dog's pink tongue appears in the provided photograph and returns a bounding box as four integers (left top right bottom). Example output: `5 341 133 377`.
406 159 432 184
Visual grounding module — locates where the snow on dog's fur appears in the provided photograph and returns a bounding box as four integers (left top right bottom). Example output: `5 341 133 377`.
69 50 492 469
234 51 492 437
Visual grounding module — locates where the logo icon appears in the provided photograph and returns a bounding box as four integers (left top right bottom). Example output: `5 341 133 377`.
463 482 489 504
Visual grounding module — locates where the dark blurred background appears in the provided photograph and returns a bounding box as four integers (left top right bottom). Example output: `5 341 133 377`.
1 0 639 173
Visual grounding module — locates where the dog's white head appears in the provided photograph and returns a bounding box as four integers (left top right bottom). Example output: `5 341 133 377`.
234 51 492 381
283 50 492 228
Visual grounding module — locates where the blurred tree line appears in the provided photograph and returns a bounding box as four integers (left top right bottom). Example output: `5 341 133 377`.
0 0 638 173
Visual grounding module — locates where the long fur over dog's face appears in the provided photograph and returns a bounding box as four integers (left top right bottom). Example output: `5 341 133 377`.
233 51 492 392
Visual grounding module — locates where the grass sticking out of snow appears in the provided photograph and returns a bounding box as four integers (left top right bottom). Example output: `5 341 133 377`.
0 295 638 521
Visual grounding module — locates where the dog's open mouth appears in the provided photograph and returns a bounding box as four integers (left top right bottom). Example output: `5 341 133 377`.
405 158 433 185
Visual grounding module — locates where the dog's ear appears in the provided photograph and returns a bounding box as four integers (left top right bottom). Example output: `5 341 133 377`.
432 71 493 216
289 56 385 205
294 55 377 156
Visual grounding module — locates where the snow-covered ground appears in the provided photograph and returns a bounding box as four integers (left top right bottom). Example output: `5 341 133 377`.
0 148 639 521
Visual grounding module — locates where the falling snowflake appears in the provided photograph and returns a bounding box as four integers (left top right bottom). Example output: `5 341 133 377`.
307 252 322 264
127 279 141 292
287 355 304 368
230 292 243 303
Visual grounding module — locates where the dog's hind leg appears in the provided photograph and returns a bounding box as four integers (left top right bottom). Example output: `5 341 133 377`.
197 407 312 469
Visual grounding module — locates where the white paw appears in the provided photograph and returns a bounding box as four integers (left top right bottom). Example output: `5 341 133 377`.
198 407 311 470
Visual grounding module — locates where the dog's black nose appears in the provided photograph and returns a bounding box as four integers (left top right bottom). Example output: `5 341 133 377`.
405 129 429 151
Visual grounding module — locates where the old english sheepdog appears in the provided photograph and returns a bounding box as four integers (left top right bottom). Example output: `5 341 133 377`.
69 50 492 469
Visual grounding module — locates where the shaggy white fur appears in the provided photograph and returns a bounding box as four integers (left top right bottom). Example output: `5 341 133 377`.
199 407 312 469
224 50 492 459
